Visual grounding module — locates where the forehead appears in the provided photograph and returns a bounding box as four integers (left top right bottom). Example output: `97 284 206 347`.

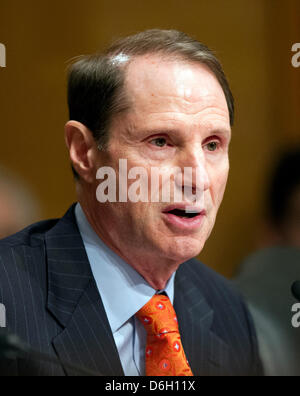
123 54 229 120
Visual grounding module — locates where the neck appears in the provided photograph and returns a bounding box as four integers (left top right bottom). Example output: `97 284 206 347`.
77 191 179 290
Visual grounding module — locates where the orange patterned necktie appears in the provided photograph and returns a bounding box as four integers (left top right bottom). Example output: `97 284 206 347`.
136 294 193 376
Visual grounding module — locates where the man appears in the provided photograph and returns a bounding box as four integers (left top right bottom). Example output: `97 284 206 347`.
0 29 262 376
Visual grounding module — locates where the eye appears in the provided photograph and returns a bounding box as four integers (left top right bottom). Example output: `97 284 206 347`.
205 141 219 152
149 137 168 148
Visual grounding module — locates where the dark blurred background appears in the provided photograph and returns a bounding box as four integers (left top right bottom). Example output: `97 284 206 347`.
0 0 299 278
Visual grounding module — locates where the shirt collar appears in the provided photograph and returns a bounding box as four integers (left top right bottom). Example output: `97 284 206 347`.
75 203 176 333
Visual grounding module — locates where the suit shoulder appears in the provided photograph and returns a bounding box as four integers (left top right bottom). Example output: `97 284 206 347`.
182 258 253 338
182 258 263 375
0 218 59 288
0 218 60 249
184 258 238 298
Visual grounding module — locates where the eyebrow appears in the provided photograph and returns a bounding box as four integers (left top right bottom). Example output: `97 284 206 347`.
133 127 232 139
210 128 232 138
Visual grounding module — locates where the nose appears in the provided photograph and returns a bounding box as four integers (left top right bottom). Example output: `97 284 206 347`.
176 148 211 196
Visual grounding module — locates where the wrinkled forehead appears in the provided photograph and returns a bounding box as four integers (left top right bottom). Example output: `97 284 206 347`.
123 54 228 113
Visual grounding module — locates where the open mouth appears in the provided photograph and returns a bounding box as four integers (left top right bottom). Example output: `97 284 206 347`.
162 205 206 229
166 209 201 219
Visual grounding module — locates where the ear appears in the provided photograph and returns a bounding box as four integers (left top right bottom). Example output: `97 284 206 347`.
64 121 97 183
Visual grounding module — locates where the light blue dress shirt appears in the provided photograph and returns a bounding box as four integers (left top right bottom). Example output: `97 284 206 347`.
75 203 176 376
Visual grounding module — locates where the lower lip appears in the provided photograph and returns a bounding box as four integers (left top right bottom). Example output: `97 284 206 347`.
162 212 206 231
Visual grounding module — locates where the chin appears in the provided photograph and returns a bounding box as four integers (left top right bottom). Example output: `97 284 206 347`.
160 235 206 263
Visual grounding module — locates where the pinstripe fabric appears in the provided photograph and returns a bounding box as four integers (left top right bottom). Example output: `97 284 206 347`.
0 204 263 376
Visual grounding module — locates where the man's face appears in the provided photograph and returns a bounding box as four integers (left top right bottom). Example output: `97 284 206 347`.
92 55 231 264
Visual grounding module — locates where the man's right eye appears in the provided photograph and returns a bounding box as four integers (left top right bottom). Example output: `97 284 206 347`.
149 137 168 147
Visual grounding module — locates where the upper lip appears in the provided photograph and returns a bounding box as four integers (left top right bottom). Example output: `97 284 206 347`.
162 204 206 215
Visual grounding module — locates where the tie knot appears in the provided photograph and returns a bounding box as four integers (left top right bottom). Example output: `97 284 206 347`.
136 294 179 337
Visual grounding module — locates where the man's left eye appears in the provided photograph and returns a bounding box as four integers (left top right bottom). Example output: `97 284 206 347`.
206 141 219 152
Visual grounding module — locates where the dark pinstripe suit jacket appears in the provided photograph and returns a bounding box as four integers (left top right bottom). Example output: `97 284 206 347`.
0 205 262 376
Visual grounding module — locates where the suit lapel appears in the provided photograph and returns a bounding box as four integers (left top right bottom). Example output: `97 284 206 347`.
45 205 124 376
174 263 231 376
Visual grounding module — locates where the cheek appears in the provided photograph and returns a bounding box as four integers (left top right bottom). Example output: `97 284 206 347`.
209 164 229 207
